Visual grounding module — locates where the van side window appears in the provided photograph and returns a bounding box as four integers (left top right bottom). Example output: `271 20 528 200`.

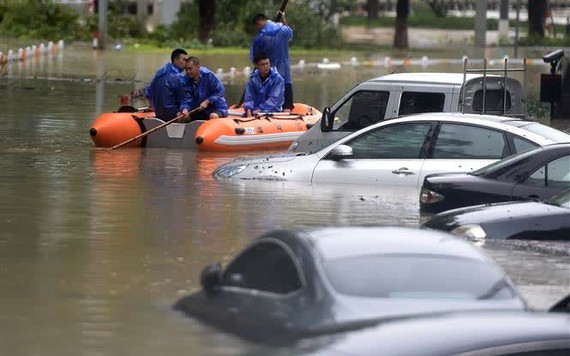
398 92 445 116
433 124 506 159
473 89 512 113
333 91 389 131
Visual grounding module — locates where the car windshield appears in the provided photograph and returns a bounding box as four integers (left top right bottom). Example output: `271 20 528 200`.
324 254 515 300
546 189 570 208
470 147 539 176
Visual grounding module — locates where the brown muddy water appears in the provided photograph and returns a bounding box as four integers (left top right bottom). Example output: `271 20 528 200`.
1 44 569 355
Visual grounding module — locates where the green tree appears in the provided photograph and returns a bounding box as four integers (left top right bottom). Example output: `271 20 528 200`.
528 0 546 38
170 0 344 49
367 0 379 20
425 0 448 17
393 0 409 48
0 0 82 41
198 0 216 42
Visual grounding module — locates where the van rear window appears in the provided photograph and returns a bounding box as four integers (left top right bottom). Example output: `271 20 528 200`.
473 90 512 112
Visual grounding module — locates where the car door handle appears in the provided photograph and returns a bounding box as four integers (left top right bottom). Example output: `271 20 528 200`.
391 168 416 176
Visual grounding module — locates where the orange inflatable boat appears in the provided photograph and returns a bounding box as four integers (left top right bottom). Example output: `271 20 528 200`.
194 103 321 152
89 103 321 151
89 109 157 148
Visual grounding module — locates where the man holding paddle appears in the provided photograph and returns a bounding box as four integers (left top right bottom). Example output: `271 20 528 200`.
250 8 293 111
178 56 229 121
244 52 285 117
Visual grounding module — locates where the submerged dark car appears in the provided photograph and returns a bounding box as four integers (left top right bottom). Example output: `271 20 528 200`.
423 189 570 240
174 227 527 342
420 143 570 214
306 310 570 356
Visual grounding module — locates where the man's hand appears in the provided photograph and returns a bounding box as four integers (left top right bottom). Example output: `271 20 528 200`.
176 109 190 123
279 12 287 26
199 99 210 110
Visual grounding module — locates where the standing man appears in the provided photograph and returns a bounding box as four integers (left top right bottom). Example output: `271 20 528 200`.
250 12 294 111
179 56 229 121
144 48 188 121
244 52 285 117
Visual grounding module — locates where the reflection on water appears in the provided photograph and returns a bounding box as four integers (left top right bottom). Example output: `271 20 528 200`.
1 46 568 355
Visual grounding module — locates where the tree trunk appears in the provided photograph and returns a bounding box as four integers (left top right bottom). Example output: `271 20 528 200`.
367 0 379 20
393 0 409 49
528 0 546 38
198 0 216 42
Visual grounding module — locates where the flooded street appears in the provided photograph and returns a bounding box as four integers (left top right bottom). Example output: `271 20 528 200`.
1 45 569 355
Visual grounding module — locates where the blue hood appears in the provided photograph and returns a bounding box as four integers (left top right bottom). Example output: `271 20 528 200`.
260 21 284 36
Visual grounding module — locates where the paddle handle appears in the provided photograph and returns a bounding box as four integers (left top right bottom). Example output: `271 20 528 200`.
275 0 289 22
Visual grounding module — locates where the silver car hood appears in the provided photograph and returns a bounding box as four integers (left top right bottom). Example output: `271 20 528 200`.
224 151 308 165
213 152 319 181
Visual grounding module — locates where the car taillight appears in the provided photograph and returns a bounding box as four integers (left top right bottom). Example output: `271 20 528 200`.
420 188 444 204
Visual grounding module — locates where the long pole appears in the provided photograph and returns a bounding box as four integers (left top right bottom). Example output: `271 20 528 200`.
109 109 199 150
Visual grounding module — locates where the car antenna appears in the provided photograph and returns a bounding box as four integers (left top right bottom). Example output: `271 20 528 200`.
390 57 411 74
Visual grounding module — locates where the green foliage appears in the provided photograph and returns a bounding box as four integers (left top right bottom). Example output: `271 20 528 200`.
423 0 448 18
525 94 551 121
166 0 343 49
0 0 82 41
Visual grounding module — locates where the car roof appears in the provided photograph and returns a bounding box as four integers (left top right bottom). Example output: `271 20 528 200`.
282 227 490 262
368 72 494 85
338 112 570 146
310 311 570 356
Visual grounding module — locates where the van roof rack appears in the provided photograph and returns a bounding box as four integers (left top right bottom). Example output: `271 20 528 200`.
461 57 527 117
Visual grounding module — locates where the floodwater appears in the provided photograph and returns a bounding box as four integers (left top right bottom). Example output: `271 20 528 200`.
1 45 569 355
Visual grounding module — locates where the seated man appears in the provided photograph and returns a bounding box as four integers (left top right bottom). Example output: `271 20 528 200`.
179 56 229 121
244 52 285 117
144 48 188 121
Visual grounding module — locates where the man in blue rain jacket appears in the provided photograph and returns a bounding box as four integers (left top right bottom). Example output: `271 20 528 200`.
144 48 188 121
250 13 293 110
244 53 285 117
179 56 228 121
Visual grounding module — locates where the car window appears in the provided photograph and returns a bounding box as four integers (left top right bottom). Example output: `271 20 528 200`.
333 90 389 131
512 136 538 153
433 124 506 159
323 254 516 300
345 122 432 159
471 147 539 176
398 92 445 116
525 155 570 189
222 241 303 294
472 89 512 113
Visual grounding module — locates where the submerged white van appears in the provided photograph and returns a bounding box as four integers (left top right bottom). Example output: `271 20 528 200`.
289 70 526 153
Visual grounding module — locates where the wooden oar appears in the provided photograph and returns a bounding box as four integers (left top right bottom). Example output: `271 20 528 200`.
109 108 200 150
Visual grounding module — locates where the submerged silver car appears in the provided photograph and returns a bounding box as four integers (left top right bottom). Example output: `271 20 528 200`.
214 113 570 189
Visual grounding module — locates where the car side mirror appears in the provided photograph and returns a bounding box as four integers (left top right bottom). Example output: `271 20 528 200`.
320 107 333 132
200 262 222 296
327 144 353 160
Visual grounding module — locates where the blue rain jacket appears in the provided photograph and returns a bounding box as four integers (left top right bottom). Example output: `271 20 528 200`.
250 20 293 84
180 67 228 117
244 68 285 113
145 62 184 120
